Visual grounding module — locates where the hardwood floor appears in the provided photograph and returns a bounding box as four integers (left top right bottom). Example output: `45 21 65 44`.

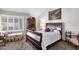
49 40 76 50
0 40 36 50
0 40 78 50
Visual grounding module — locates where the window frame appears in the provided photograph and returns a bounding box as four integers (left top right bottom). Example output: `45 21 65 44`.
0 15 24 32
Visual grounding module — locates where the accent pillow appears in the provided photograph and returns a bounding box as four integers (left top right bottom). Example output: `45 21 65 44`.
49 27 54 32
45 28 50 32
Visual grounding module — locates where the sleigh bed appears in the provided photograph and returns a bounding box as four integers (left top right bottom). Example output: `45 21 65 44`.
26 23 62 50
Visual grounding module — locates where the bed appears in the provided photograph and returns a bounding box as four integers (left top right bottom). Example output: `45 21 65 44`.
26 23 62 50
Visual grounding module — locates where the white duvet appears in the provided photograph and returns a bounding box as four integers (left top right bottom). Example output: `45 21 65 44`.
37 30 61 50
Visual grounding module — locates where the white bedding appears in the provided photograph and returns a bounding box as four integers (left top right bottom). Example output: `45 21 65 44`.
36 30 61 50
41 30 61 50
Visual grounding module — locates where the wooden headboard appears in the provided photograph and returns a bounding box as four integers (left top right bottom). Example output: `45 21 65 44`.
46 23 62 30
46 23 62 38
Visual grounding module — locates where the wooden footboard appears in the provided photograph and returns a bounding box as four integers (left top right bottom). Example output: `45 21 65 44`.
26 30 42 50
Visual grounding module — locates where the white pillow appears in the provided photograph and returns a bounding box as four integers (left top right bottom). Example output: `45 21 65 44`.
54 30 60 33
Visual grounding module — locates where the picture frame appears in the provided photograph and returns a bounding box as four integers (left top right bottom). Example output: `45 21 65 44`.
49 8 61 20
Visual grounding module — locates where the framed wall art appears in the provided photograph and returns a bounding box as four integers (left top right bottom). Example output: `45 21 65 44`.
49 8 61 20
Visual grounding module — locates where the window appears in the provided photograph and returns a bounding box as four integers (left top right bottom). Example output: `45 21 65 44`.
19 18 22 29
0 15 24 32
8 17 13 23
1 17 7 31
1 17 7 22
1 23 7 31
8 17 14 30
8 26 13 30
14 18 19 30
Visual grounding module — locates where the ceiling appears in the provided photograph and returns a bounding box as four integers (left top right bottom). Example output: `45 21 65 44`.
0 8 49 18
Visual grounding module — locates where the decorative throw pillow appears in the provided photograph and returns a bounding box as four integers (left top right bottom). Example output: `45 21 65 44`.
45 28 50 32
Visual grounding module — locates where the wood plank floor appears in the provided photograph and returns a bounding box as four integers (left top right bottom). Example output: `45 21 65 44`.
0 40 78 50
49 40 76 50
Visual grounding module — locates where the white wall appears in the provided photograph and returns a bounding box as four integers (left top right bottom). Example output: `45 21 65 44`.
62 8 79 35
